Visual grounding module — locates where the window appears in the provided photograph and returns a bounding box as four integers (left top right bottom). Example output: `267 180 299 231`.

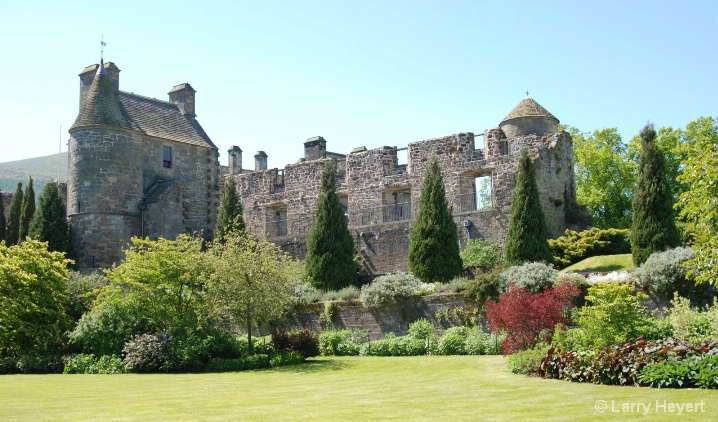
266 205 287 237
339 195 349 216
383 189 412 222
474 175 492 210
163 146 172 168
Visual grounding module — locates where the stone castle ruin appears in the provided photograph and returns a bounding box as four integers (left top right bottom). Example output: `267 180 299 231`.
230 98 578 274
62 61 577 273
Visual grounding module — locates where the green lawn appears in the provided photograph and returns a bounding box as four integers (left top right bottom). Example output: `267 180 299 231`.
1 356 716 421
561 254 635 273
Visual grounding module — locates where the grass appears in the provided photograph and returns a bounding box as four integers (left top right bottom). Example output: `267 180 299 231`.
561 254 635 273
1 356 716 421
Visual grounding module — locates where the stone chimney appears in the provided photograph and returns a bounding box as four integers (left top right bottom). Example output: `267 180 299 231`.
228 146 243 175
304 136 327 160
168 83 196 117
254 151 268 171
79 62 121 110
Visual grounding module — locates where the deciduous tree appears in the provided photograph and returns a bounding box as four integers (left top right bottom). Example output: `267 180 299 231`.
631 123 681 265
305 160 356 289
408 156 462 282
504 148 553 266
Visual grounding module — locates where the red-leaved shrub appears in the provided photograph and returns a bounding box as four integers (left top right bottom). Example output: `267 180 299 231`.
486 283 579 354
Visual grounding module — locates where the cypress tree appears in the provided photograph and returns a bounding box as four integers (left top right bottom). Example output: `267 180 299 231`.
29 181 71 254
408 156 462 282
305 160 357 290
504 148 553 266
5 182 23 246
631 123 681 265
0 192 5 242
18 177 36 242
215 177 245 243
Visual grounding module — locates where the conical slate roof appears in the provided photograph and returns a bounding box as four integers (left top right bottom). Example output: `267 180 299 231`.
71 64 131 130
500 97 559 125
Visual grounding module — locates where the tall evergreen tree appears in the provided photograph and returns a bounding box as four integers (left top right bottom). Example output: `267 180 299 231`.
504 148 553 266
305 160 356 290
214 177 245 243
408 156 462 282
5 182 23 246
18 177 36 242
29 181 71 254
0 192 5 242
631 123 681 265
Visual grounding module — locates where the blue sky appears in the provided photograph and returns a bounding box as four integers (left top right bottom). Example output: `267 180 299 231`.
1 0 716 173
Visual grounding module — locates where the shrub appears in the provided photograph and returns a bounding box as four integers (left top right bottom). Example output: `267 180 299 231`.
271 329 319 358
574 282 652 349
633 246 698 300
14 354 64 374
65 271 108 321
464 267 503 306
337 285 360 302
460 239 501 271
205 355 271 372
434 304 480 327
549 228 631 269
486 283 579 354
359 333 427 357
669 294 718 341
553 273 590 308
507 346 549 374
63 354 124 374
318 330 367 356
270 351 306 368
121 333 170 373
408 318 435 340
464 327 504 355
447 276 467 293
435 326 471 355
540 338 718 386
499 262 558 293
359 273 422 308
291 280 323 305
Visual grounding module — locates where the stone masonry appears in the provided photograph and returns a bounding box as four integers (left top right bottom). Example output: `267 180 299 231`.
229 98 578 275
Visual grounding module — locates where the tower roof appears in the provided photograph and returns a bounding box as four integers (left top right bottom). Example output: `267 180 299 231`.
71 65 131 129
500 97 559 125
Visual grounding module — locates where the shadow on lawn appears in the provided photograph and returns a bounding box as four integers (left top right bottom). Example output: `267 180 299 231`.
275 359 350 373
583 264 623 272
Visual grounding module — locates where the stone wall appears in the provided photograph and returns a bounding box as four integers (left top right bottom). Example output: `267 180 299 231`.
68 127 219 269
1 191 11 221
287 294 473 340
231 127 576 275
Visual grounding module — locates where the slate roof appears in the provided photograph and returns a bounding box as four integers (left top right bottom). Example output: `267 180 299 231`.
500 98 559 124
71 66 216 150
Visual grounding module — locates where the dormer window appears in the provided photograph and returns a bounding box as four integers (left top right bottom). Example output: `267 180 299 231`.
163 146 172 168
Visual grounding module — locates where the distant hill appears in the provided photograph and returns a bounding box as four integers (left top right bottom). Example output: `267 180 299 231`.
0 153 68 194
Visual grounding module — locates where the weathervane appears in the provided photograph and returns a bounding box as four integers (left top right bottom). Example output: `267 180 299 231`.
100 36 106 63
526 90 530 97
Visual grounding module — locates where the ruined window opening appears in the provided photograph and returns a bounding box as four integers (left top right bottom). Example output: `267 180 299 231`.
339 195 348 216
383 189 411 222
397 148 408 167
500 140 508 156
163 146 172 168
474 175 492 210
266 205 287 237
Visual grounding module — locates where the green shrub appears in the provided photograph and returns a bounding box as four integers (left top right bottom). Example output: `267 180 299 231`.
507 346 549 374
499 262 558 293
460 239 501 271
669 294 718 341
121 333 170 373
318 330 367 356
549 228 631 269
270 351 305 368
65 271 108 321
63 354 124 374
640 354 718 389
359 333 427 357
271 329 319 358
0 357 17 374
436 326 471 355
574 283 652 349
448 277 467 293
337 285 360 302
634 247 699 300
464 327 504 355
359 273 422 308
291 281 323 306
408 318 435 340
464 267 503 306
205 355 271 372
13 354 64 374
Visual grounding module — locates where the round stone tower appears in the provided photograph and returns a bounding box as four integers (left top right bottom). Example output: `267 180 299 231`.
499 97 559 139
68 61 143 269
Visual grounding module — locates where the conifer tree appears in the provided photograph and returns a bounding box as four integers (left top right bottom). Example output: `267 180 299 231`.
5 182 23 246
631 123 681 265
18 177 35 242
504 148 553 266
29 181 71 254
0 192 5 242
408 156 462 282
305 160 356 290
214 177 245 243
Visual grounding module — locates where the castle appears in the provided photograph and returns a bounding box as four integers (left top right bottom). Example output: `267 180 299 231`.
66 61 577 273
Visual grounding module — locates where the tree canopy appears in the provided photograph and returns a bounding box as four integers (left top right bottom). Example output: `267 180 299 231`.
18 177 35 242
305 160 356 289
214 176 245 243
0 193 5 242
408 156 462 282
504 148 553 266
29 181 70 254
4 183 23 246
